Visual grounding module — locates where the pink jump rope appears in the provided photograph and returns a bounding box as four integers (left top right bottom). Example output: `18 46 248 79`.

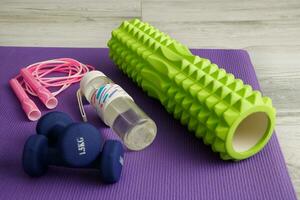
9 58 94 121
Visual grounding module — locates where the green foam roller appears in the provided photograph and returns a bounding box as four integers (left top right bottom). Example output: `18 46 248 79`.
107 19 276 160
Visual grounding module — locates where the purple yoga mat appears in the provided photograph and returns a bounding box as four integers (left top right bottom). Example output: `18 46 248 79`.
0 47 296 200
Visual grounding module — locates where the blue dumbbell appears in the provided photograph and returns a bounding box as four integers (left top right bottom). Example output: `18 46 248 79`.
22 111 124 183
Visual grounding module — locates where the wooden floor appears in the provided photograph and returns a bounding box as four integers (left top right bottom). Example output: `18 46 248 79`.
1 0 299 197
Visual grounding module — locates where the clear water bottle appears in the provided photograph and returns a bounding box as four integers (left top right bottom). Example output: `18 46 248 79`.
77 71 157 151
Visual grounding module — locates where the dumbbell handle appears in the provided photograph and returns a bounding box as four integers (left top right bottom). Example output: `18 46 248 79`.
40 124 67 146
46 148 65 166
46 147 101 168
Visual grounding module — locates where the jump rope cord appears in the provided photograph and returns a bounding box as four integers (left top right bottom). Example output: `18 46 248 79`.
16 58 94 96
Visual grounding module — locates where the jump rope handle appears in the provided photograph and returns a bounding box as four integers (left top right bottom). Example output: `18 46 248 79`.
20 68 58 109
9 78 41 121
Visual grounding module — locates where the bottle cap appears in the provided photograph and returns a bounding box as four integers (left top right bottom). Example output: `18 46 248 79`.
78 71 107 122
80 71 106 94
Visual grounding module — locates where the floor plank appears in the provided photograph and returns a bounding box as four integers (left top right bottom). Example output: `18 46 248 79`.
142 0 300 48
0 0 141 47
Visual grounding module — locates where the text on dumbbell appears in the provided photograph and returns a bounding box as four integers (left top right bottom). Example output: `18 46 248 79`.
76 137 86 155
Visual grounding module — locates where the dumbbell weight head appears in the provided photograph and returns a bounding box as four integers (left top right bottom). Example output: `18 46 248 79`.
36 111 73 143
99 140 124 184
57 122 103 167
22 135 48 177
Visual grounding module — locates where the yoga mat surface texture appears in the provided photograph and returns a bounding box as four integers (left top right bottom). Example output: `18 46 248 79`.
0 47 296 200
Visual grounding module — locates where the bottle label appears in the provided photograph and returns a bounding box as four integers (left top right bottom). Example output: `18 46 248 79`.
90 83 132 117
